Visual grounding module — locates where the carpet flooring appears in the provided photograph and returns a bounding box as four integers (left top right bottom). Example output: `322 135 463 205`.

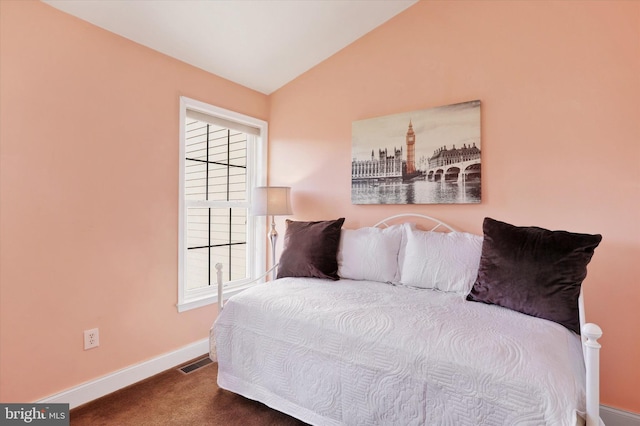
70 356 308 426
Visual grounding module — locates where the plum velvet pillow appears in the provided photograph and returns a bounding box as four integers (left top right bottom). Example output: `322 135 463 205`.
277 218 345 280
466 217 602 334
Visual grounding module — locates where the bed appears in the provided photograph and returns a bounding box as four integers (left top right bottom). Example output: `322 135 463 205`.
210 214 604 426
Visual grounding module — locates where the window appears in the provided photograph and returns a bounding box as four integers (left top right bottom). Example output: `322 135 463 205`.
178 97 267 312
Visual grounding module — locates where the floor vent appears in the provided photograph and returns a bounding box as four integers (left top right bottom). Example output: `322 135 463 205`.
179 357 213 375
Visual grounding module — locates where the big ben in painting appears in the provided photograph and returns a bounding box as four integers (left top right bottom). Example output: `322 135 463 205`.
406 120 416 175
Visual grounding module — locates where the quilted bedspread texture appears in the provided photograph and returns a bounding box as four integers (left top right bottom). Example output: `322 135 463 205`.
212 278 586 426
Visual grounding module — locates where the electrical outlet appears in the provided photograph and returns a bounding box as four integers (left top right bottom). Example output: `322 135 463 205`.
84 328 99 350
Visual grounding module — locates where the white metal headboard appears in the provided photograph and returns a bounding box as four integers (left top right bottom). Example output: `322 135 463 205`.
373 213 456 233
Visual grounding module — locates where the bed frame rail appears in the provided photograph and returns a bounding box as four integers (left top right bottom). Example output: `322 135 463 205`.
583 323 603 426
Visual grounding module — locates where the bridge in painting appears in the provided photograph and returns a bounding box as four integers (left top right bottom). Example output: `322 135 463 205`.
426 158 481 183
425 144 481 184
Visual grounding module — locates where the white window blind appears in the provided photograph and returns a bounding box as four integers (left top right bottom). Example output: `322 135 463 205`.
178 97 267 312
184 119 248 286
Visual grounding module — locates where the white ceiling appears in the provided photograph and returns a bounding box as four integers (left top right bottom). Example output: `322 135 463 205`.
43 0 418 95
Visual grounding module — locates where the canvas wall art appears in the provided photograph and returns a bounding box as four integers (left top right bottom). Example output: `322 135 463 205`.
351 100 481 205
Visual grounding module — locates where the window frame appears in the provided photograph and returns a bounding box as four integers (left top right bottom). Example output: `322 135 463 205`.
177 96 267 312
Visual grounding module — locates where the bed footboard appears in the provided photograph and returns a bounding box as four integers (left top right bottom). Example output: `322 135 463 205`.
583 323 603 426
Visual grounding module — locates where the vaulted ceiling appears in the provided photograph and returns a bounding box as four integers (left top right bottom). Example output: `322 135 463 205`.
43 0 418 94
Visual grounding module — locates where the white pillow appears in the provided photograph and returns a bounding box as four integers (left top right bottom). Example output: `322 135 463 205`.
338 225 403 283
398 222 417 273
400 227 483 294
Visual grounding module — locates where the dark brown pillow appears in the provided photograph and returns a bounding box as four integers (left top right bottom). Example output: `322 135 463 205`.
277 218 345 280
466 217 602 334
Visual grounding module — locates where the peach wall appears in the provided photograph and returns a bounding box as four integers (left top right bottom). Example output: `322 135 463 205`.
269 0 640 413
0 1 268 402
1 0 638 415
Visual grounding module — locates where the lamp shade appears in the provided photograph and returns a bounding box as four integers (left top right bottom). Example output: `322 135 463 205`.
252 186 292 216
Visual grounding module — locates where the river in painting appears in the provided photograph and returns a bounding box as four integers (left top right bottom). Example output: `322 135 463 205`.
351 179 481 205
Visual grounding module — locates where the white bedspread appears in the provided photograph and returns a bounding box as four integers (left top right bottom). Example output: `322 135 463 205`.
211 277 586 426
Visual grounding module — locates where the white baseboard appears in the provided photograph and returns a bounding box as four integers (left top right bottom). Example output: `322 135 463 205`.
601 405 640 426
37 338 210 409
